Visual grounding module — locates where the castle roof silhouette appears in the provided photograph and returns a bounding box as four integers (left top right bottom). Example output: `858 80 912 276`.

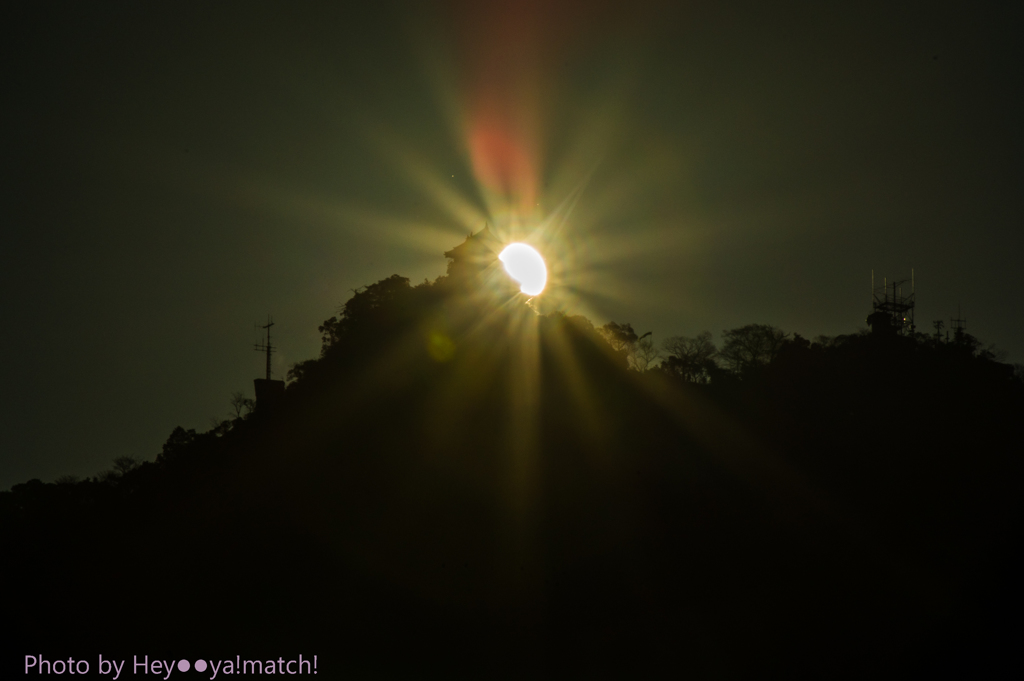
443 224 504 280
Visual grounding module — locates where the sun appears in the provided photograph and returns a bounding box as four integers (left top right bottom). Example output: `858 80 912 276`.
499 243 548 296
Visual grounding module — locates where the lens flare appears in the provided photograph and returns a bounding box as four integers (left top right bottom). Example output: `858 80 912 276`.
499 243 547 296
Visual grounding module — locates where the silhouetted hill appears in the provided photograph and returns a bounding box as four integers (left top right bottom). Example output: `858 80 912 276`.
3 268 1022 678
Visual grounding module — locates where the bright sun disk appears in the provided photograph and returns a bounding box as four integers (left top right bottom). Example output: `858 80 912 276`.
499 243 547 296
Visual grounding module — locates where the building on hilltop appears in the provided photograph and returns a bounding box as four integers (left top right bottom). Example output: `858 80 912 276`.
441 224 522 299
443 224 503 279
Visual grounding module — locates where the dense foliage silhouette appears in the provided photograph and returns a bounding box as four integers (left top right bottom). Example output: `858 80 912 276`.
3 251 1022 678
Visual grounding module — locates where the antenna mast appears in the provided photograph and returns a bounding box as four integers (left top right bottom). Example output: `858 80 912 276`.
254 316 275 380
871 271 916 335
950 304 967 338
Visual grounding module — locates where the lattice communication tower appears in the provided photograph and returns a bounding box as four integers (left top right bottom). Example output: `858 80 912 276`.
871 270 916 336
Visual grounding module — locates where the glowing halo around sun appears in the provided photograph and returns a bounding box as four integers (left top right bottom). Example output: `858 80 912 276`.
499 243 548 296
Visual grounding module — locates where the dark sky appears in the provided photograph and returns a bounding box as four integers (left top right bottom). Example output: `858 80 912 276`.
2 1 1021 489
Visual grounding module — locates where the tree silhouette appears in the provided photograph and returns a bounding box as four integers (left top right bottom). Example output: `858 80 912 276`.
661 331 717 383
718 323 788 375
111 456 139 476
230 392 255 418
318 274 413 354
598 321 638 353
630 333 660 372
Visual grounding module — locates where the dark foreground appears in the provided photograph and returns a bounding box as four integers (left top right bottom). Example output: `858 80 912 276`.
4 278 1022 679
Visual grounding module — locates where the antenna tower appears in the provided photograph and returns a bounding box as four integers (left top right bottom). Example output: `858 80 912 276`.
871 269 916 335
254 316 275 380
950 305 967 337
